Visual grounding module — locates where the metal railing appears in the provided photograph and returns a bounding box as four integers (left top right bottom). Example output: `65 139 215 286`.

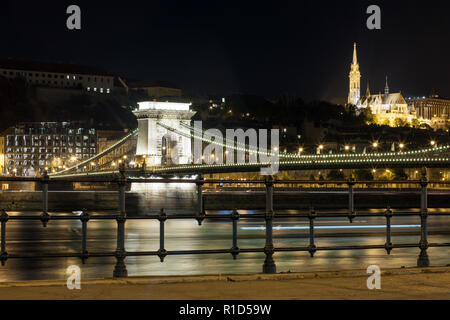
0 167 450 277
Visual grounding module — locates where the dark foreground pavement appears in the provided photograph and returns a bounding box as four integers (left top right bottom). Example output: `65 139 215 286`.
0 267 449 300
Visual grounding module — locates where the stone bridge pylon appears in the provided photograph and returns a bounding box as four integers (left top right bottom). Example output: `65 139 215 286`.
133 101 196 166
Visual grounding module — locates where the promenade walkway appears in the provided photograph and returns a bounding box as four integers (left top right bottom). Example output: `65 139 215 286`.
0 267 449 300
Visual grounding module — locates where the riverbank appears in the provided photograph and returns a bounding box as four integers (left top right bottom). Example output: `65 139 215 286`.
1 266 449 300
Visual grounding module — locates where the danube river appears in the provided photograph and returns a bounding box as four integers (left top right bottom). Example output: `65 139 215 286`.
0 209 449 281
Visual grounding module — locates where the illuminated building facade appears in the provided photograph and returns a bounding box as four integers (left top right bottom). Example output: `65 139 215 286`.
411 93 450 129
0 59 114 94
2 122 97 176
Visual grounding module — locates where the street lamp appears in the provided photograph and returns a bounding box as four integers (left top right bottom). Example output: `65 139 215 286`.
430 140 436 147
372 142 378 148
317 144 324 154
344 145 350 151
399 143 405 150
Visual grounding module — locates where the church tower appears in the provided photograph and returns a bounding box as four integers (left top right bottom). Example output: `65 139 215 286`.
348 43 361 105
384 76 389 100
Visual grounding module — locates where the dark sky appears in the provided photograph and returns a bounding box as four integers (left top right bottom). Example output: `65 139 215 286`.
2 0 450 102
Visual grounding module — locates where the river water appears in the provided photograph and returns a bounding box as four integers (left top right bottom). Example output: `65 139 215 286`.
0 209 449 281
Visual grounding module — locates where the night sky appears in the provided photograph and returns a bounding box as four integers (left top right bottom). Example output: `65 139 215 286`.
2 0 450 102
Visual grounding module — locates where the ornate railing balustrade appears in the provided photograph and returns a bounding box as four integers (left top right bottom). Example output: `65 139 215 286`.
0 167 449 277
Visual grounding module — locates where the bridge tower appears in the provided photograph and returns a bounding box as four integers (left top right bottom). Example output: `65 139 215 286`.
133 101 196 166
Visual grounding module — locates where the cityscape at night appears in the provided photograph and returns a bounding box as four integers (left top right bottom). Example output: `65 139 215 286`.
0 0 449 311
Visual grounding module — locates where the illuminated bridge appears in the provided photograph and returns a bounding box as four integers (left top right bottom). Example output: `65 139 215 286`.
47 119 450 179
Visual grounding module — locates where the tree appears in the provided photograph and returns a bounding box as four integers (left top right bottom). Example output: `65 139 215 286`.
411 118 421 129
354 169 374 181
393 118 408 128
359 107 375 124
393 168 408 180
429 169 444 181
326 169 345 181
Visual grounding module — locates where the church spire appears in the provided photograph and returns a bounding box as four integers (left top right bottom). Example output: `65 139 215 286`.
384 76 389 98
353 42 358 65
366 82 371 97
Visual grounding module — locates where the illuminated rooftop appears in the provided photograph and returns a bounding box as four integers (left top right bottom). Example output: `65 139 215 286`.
137 101 191 111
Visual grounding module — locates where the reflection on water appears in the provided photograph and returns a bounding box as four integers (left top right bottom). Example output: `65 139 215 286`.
130 181 197 214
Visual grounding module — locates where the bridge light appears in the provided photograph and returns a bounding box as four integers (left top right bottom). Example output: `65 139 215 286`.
399 143 405 150
430 140 436 146
298 147 303 153
344 145 350 151
372 142 378 148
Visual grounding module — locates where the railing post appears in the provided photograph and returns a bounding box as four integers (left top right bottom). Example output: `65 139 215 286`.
80 210 90 264
0 210 8 266
417 167 430 267
231 209 240 260
263 175 276 274
40 170 50 227
113 164 128 277
384 207 393 254
195 174 205 225
308 207 317 257
157 208 167 262
347 177 356 223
